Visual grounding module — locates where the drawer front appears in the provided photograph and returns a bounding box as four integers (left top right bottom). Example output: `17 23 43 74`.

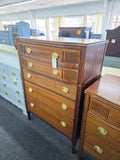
24 81 75 119
86 113 120 152
22 44 63 63
25 58 62 80
83 133 120 160
23 69 77 100
89 97 120 129
26 95 73 137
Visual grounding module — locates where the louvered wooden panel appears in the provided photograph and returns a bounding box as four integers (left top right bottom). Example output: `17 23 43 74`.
64 52 80 64
89 98 110 119
63 69 78 83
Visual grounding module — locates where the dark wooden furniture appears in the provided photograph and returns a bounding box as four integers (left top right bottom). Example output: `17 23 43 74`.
79 74 120 159
106 26 120 57
59 27 91 38
17 37 108 152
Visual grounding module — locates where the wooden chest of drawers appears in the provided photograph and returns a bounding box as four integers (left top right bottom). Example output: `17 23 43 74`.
79 74 120 159
17 37 108 152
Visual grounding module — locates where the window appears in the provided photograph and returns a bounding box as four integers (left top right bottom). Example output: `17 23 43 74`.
87 14 96 33
112 15 120 29
35 19 46 34
64 16 84 27
49 18 55 38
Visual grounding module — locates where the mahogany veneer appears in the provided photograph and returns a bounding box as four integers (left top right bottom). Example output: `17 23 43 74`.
79 74 120 159
17 36 108 152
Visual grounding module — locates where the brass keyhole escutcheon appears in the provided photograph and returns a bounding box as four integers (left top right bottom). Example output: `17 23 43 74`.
3 84 6 87
13 82 17 85
62 87 69 93
5 92 8 95
30 103 34 108
98 127 107 136
26 48 32 54
60 121 67 128
52 70 58 76
16 91 20 95
61 104 68 110
18 100 21 103
94 145 103 154
2 76 6 79
11 72 16 76
27 73 32 79
52 53 58 59
28 62 33 68
28 88 33 93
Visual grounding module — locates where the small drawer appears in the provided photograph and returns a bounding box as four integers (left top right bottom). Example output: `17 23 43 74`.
25 58 62 80
85 113 120 152
83 133 120 160
23 44 63 63
89 97 120 129
23 69 77 100
24 81 75 119
26 95 73 137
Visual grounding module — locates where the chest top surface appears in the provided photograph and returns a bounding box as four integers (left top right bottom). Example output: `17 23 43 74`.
85 74 120 106
18 36 107 47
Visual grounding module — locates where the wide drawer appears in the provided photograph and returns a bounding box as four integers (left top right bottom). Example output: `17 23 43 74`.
89 97 120 129
23 58 78 83
23 68 77 100
85 112 120 152
24 81 75 119
83 133 120 160
26 95 73 138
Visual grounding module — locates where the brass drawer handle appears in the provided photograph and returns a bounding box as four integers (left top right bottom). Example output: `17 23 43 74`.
94 145 103 154
28 62 33 68
27 73 32 79
16 91 20 95
3 83 6 87
5 92 8 95
26 48 32 54
11 72 16 76
28 88 33 93
30 103 34 108
60 121 67 128
52 70 58 75
61 104 68 110
62 87 69 93
13 82 17 85
98 127 107 136
52 53 58 59
2 76 6 79
18 100 21 103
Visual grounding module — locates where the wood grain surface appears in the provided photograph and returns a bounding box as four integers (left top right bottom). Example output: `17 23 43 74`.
26 95 73 137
